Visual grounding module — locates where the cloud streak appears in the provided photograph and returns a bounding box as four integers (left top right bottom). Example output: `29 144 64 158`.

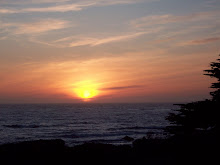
0 0 146 14
68 32 147 47
0 19 70 35
129 10 220 48
184 37 220 45
0 18 151 47
29 25 162 47
131 11 220 29
0 0 71 5
50 26 162 48
101 85 144 91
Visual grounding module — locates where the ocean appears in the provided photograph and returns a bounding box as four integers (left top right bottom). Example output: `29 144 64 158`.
0 103 176 146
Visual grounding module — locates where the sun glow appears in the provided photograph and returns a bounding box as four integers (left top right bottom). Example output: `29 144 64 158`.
76 88 98 99
74 81 99 100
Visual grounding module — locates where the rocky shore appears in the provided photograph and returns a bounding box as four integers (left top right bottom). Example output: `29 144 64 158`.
0 131 218 165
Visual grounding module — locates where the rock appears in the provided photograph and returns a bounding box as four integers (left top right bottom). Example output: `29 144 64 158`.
122 136 134 142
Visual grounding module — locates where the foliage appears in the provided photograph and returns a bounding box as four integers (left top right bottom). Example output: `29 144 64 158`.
166 55 220 135
204 57 220 101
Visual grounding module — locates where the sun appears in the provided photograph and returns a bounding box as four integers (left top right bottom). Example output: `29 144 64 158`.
75 87 98 100
73 80 100 101
83 90 92 98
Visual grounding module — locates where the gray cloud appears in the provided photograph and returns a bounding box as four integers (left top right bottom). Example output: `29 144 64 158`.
101 85 144 91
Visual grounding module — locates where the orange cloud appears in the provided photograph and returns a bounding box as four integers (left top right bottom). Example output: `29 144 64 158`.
14 19 70 34
0 19 71 40
187 37 220 45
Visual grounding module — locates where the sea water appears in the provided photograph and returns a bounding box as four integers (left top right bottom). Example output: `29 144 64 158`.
0 103 176 146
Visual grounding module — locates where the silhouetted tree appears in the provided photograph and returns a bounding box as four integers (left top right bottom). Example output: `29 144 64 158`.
166 55 220 135
204 57 220 102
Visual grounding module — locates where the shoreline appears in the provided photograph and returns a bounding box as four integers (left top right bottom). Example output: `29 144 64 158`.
0 132 217 165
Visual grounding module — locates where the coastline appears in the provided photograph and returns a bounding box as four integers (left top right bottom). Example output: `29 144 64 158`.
0 131 217 165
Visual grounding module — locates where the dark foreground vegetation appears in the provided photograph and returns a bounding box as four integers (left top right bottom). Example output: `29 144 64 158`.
0 55 219 165
0 131 218 165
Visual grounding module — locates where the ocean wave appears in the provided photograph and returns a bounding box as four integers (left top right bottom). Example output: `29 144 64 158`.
3 124 41 128
107 126 165 131
0 103 173 146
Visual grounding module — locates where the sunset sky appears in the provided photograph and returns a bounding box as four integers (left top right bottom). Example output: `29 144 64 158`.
0 0 220 103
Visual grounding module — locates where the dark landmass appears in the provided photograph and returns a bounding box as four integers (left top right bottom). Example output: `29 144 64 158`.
0 131 218 165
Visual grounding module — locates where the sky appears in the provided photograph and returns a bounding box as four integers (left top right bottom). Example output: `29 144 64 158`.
0 0 220 103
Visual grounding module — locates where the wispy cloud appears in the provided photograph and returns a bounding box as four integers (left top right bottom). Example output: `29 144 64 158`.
29 25 163 47
67 32 147 47
30 32 147 47
0 3 86 13
0 19 70 35
0 36 7 40
0 0 146 14
0 0 71 4
131 11 220 29
183 37 220 45
0 18 151 47
129 10 220 47
93 32 147 46
49 26 163 48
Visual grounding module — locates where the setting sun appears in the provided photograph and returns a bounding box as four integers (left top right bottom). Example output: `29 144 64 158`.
76 88 98 100
74 80 99 100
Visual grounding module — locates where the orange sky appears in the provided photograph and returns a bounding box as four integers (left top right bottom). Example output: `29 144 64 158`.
0 0 220 103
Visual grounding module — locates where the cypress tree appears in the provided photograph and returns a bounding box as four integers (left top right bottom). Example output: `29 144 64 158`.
166 55 220 135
